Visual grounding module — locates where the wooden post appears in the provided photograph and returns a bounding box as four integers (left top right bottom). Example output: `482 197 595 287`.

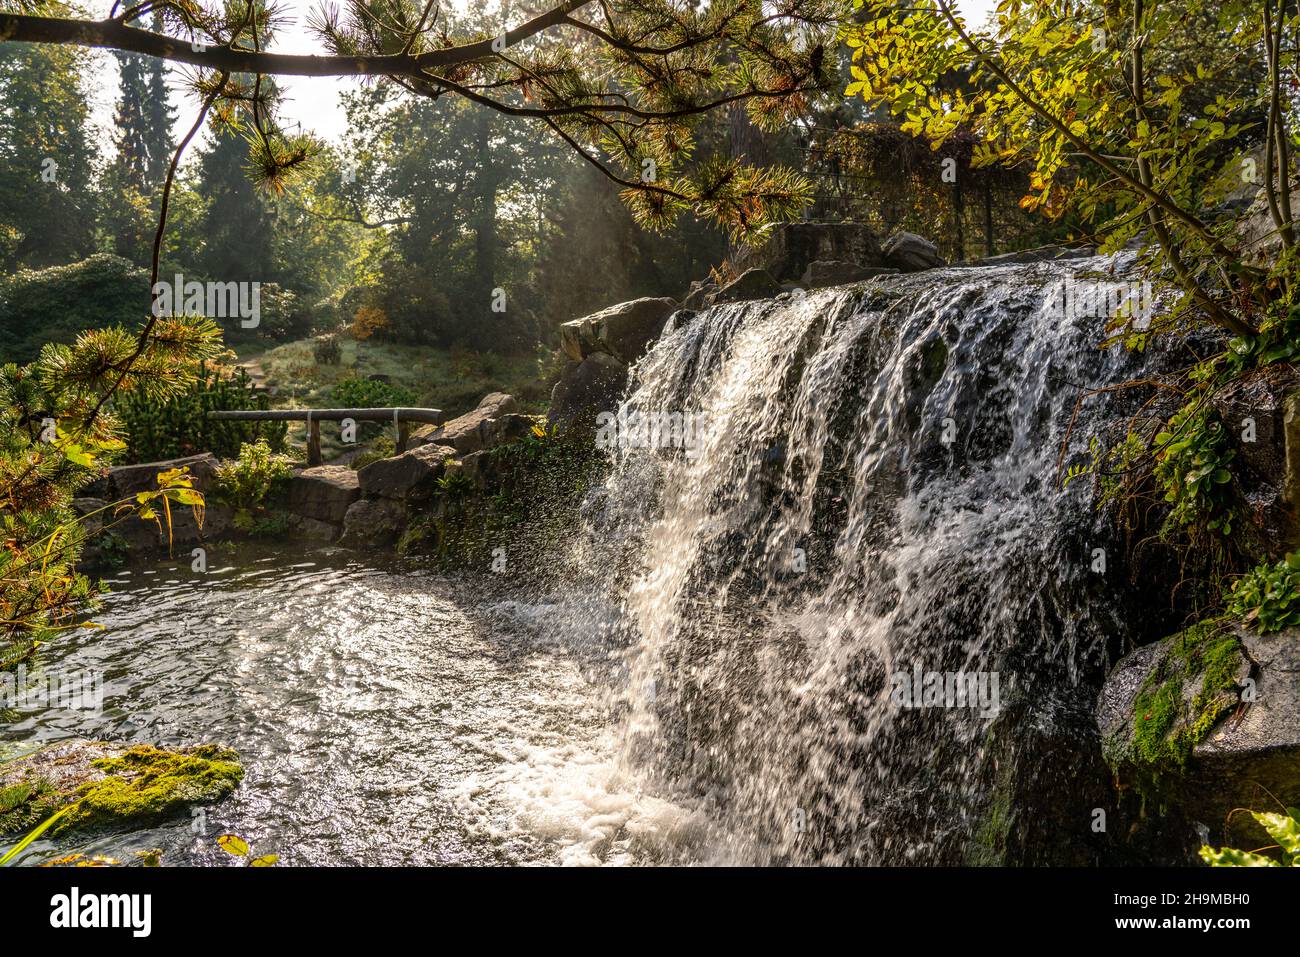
307 417 322 467
397 422 411 453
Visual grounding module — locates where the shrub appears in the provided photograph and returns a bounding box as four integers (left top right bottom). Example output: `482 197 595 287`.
1226 553 1300 633
329 375 416 409
313 334 342 365
114 363 287 463
213 439 292 531
1201 808 1300 866
0 254 148 363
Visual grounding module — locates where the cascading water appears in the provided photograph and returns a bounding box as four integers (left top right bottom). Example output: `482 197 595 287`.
570 254 1167 865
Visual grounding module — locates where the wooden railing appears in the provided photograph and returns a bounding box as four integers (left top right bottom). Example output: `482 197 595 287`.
208 408 444 466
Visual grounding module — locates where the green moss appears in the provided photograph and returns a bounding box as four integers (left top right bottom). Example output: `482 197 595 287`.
1118 620 1246 781
56 744 243 834
0 743 243 837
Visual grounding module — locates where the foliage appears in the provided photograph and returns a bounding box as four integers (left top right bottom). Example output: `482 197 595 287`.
841 0 1287 339
0 27 98 271
1226 552 1300 633
213 439 291 531
1151 403 1236 536
329 374 415 409
312 334 342 366
1201 808 1300 866
217 832 278 866
0 254 148 363
1 312 222 663
114 362 287 462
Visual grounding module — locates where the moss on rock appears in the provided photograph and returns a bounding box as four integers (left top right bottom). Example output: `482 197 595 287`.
0 741 243 837
1102 620 1249 789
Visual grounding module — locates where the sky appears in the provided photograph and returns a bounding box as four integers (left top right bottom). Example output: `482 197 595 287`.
85 0 999 151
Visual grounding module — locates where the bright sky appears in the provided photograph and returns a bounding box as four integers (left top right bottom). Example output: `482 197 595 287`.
85 0 999 152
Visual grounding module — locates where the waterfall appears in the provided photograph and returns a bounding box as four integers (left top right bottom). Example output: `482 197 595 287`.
569 254 1163 864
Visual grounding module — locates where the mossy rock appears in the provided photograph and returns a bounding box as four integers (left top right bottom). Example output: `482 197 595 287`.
1098 621 1250 787
0 741 243 837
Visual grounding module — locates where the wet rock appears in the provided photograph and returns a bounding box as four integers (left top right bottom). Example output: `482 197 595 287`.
714 268 784 304
286 514 340 543
287 465 359 525
731 222 885 281
961 246 1096 267
882 232 946 272
1098 622 1300 846
664 309 697 334
800 260 899 288
357 442 456 501
559 297 677 364
547 352 627 430
411 392 518 454
1211 364 1300 555
443 449 493 490
682 281 717 311
339 497 407 548
0 741 243 837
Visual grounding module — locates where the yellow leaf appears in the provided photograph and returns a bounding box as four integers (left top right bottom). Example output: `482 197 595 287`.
217 834 249 856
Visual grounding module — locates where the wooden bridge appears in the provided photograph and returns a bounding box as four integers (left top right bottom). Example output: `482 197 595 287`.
208 408 444 466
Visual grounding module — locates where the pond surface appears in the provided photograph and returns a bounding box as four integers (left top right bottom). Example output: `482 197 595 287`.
1 544 704 866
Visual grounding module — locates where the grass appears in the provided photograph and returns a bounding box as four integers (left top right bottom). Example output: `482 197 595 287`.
238 337 557 463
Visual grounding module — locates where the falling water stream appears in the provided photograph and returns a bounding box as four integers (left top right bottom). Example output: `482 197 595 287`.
5 254 1170 865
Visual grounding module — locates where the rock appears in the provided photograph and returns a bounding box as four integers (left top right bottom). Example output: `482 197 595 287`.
1237 185 1300 266
714 268 784 304
731 222 885 282
664 309 696 334
357 442 456 501
411 392 518 454
287 465 359 525
559 297 677 364
444 449 494 490
800 260 899 288
1211 364 1300 555
547 352 628 430
0 741 243 838
961 245 1096 267
882 232 946 272
105 453 220 499
286 514 341 543
339 497 407 548
1098 622 1300 846
682 281 717 311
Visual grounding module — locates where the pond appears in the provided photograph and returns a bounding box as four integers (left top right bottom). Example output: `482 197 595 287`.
1 544 706 866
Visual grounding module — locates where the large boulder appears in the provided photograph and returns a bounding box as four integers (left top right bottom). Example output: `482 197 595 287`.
559 297 677 364
882 232 946 272
1098 622 1300 846
800 260 899 289
547 352 628 430
357 442 456 501
287 465 359 525
339 497 407 549
714 268 784 304
731 222 885 282
411 392 517 455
